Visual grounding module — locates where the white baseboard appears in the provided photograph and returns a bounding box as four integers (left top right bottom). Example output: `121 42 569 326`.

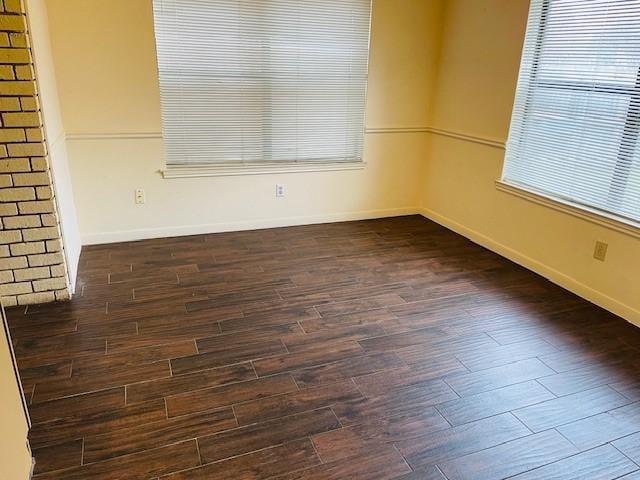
82 207 420 245
420 207 640 328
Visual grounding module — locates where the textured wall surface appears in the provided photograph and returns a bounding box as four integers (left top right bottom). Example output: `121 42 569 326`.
0 0 68 306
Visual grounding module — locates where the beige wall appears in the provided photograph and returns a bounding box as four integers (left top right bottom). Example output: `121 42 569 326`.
0 308 32 480
421 0 640 325
25 0 81 290
45 0 443 244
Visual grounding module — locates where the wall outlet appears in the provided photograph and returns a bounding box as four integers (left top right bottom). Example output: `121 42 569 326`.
275 184 285 198
135 188 146 204
593 240 608 261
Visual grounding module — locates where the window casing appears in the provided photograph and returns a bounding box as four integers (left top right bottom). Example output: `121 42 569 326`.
502 0 640 227
152 0 372 172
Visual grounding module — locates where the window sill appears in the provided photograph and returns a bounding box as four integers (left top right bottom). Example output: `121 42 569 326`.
495 180 640 239
160 161 366 178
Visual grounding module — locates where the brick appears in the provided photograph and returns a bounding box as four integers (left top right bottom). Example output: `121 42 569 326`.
18 199 53 214
14 64 32 80
0 255 26 270
4 0 22 14
10 241 44 256
0 33 10 47
0 281 32 296
46 238 61 252
2 112 40 127
0 64 13 79
28 252 62 267
9 33 26 48
55 289 70 301
0 270 14 283
50 264 65 277
0 230 21 244
30 157 47 171
0 245 9 257
0 145 7 158
25 128 42 142
40 213 56 226
0 186 34 201
14 266 49 281
33 276 66 292
22 226 59 241
0 202 17 215
0 97 20 111
7 142 45 157
0 48 31 65
20 96 37 111
12 172 49 186
3 214 40 229
17 291 55 305
0 158 30 172
0 14 25 32
0 80 34 95
1 295 18 307
0 173 12 187
0 128 26 142
36 186 52 199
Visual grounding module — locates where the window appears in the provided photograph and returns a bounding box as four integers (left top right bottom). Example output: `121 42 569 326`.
152 0 372 174
502 0 640 227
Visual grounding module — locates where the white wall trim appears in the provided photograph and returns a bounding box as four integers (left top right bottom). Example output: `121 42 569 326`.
161 161 366 178
64 127 506 150
82 207 420 245
426 127 505 149
420 207 640 328
65 132 162 140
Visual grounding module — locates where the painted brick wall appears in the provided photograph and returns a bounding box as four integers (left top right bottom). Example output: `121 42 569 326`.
0 0 69 306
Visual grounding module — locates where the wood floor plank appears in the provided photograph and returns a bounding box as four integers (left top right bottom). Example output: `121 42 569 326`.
165 374 297 418
273 445 411 480
312 409 449 463
332 378 458 426
233 380 363 425
354 359 467 397
455 338 558 372
82 407 237 463
397 412 531 470
291 351 404 388
161 438 321 480
252 341 365 376
29 387 125 425
31 439 83 475
438 430 579 480
126 362 256 404
198 407 340 464
509 445 638 480
443 358 555 397
613 432 640 465
557 402 640 450
28 399 167 449
34 440 200 480
513 385 631 432
436 380 555 426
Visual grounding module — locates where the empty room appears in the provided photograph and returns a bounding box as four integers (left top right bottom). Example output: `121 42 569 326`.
1 0 640 478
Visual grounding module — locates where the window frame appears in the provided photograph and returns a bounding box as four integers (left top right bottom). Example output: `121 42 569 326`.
499 0 640 236
153 0 372 177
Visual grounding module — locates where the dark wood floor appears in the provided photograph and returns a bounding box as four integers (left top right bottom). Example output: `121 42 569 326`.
7 215 640 479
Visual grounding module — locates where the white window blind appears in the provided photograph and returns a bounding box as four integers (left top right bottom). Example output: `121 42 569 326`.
152 0 371 168
503 0 640 226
